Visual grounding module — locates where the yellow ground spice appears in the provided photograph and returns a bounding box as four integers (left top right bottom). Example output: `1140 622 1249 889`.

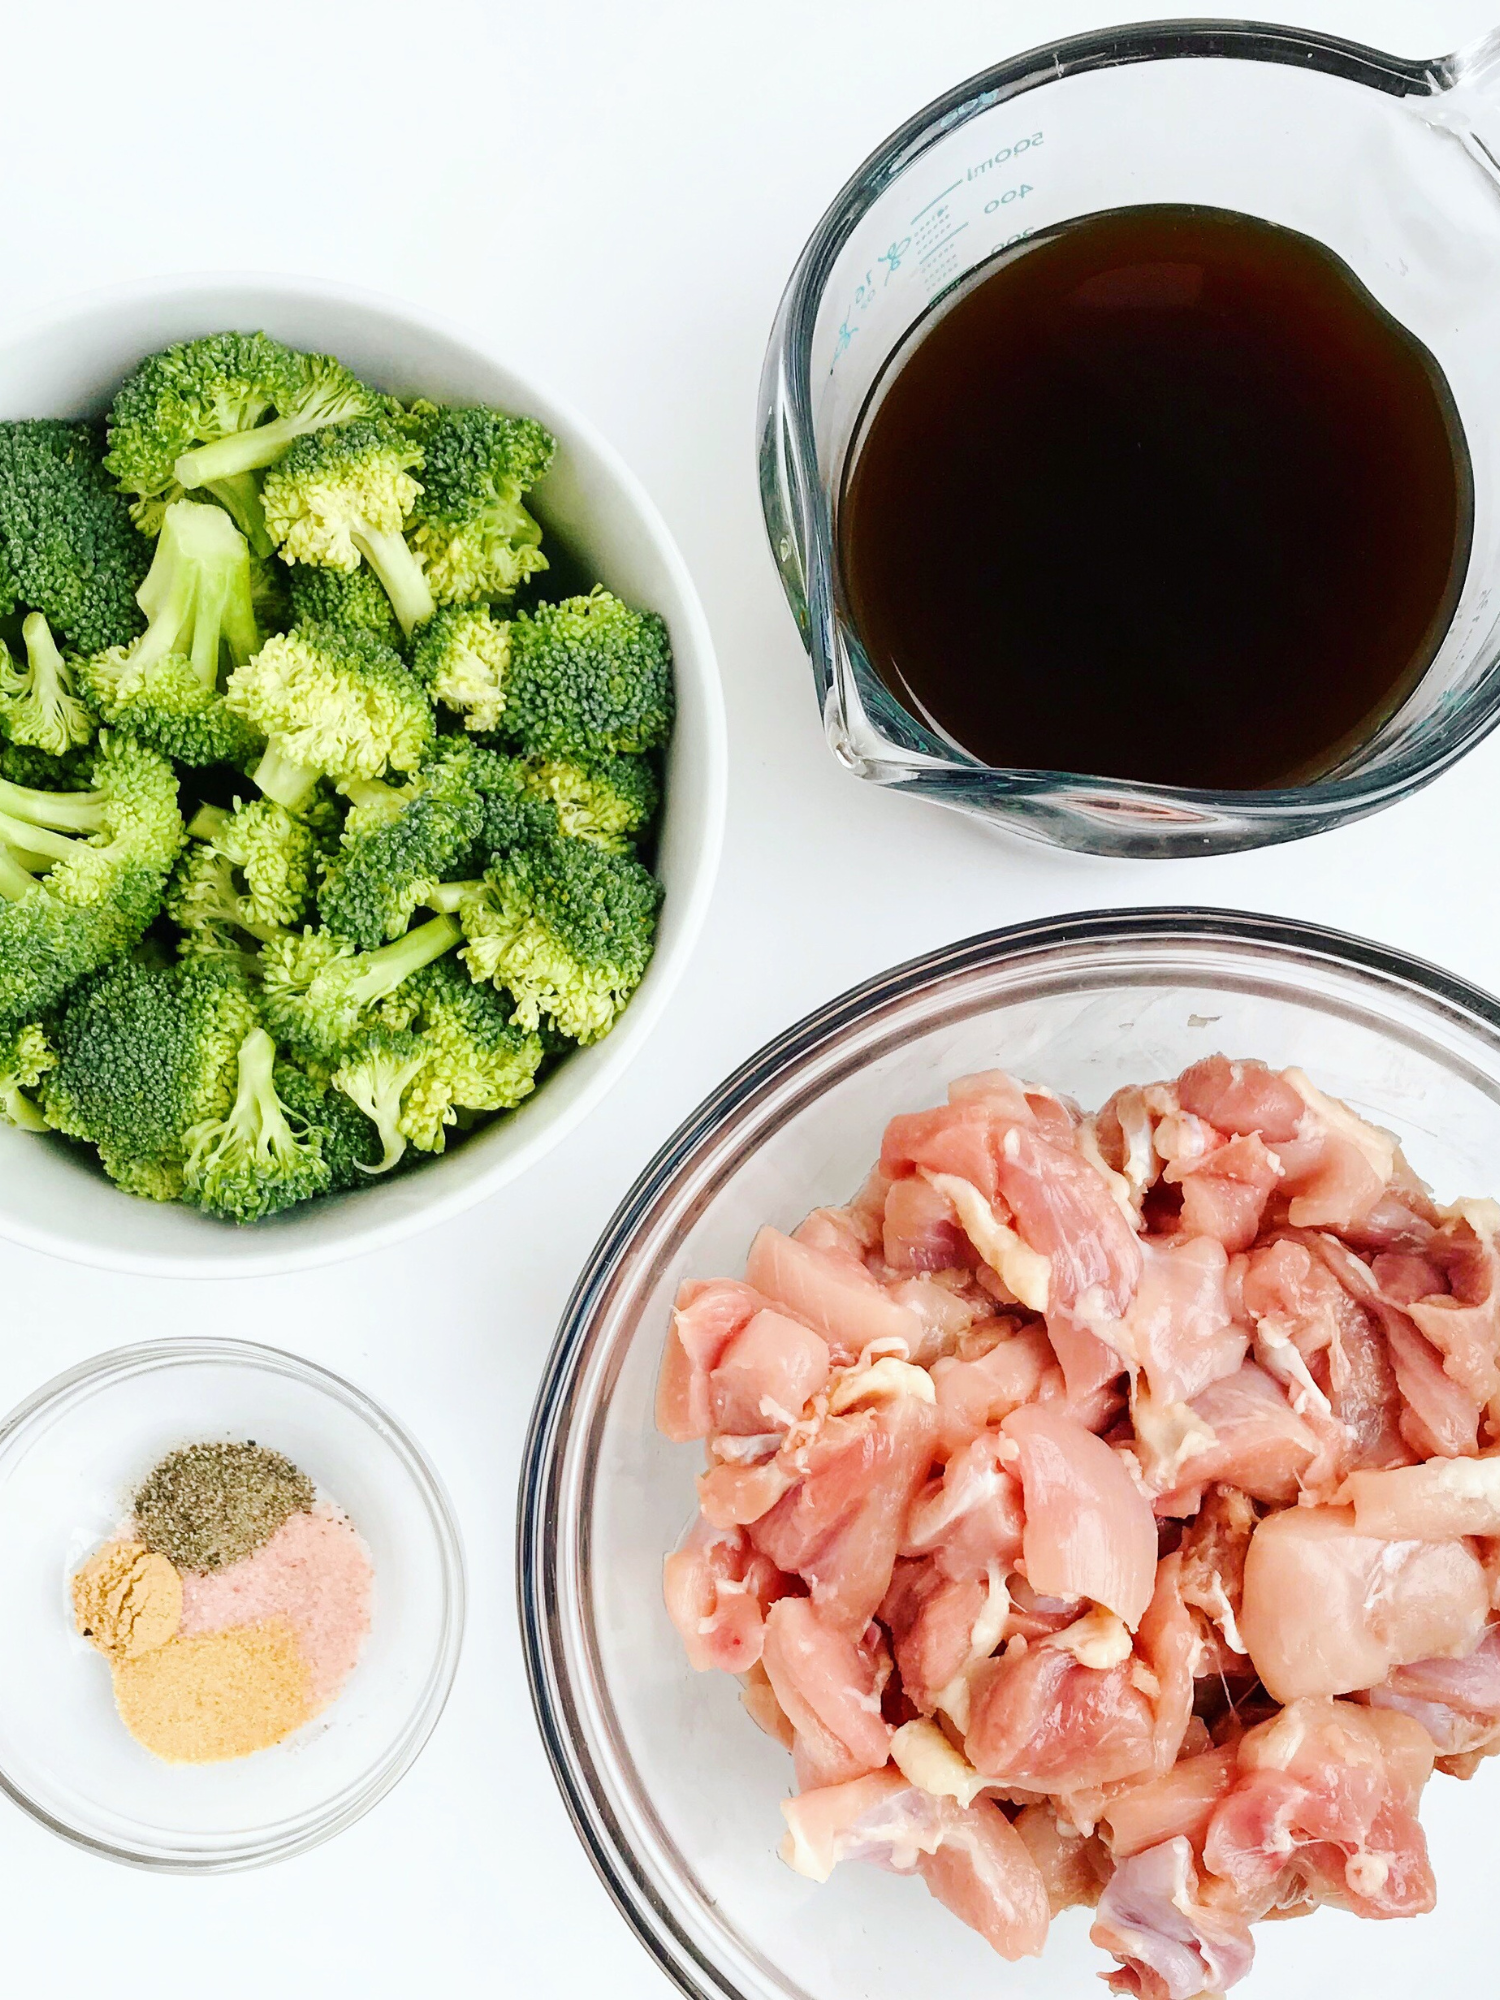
110 1617 312 1763
71 1541 182 1660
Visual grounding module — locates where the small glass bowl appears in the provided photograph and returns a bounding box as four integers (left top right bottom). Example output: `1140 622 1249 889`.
520 909 1500 2000
0 1338 464 1871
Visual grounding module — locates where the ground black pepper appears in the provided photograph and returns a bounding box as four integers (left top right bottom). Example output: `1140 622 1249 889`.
133 1441 314 1572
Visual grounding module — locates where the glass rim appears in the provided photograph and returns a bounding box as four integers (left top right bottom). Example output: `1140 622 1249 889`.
0 1335 467 1873
757 16 1500 825
517 904 1500 1998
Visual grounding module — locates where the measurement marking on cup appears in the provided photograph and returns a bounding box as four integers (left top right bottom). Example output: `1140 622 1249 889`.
919 223 969 265
911 180 962 222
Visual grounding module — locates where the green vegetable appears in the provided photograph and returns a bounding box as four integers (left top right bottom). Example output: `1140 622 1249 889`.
0 1020 55 1131
0 419 150 652
407 406 554 605
0 734 184 1029
77 500 264 769
0 612 94 755
409 599 509 730
316 741 538 950
502 588 672 758
261 417 434 635
521 749 659 851
275 1058 383 1188
0 739 97 791
459 830 662 1044
400 955 544 1151
43 956 256 1198
185 798 316 930
105 333 312 554
181 1025 331 1221
259 911 461 1064
329 1027 431 1173
224 621 434 812
173 348 388 489
285 561 402 647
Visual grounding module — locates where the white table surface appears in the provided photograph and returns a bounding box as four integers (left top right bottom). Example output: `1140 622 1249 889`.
5 0 1500 1992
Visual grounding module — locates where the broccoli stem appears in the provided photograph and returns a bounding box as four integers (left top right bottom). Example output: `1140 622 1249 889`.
202 474 274 559
0 776 105 835
423 880 482 914
186 803 232 843
177 416 325 489
0 844 39 900
1 1081 47 1132
0 813 81 867
351 527 435 636
346 914 462 1007
252 745 321 814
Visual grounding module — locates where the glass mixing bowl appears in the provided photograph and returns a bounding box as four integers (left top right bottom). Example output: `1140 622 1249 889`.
519 909 1500 2000
0 1338 464 1870
759 19 1500 856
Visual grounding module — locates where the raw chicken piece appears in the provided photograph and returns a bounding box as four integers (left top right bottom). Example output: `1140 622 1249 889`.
657 1280 768 1441
882 1559 994 1714
1177 1057 1305 1144
751 1394 937 1635
1092 1836 1256 2000
902 1431 1024 1580
794 1206 876 1262
1399 1209 1500 1414
1168 1135 1284 1254
1121 1236 1246 1406
881 1097 1018 1202
1137 1554 1200 1775
1102 1746 1240 1858
761 1597 892 1774
780 1772 1050 1960
965 1643 1157 1792
1347 1456 1500 1539
1002 1404 1158 1629
740 1660 795 1749
1366 1623 1500 1756
1204 1698 1436 1920
697 1452 798 1530
883 1176 972 1273
995 1126 1143 1320
745 1227 920 1360
663 1519 788 1672
1238 1505 1489 1701
930 1324 1052 1450
1276 1074 1398 1232
709 1310 831 1435
1013 1802 1110 1913
1150 1364 1319 1507
1177 1485 1256 1659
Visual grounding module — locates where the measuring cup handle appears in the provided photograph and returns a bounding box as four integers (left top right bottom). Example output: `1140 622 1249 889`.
1428 26 1500 185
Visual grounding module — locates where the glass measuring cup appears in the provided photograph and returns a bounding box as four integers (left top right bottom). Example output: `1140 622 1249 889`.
759 19 1500 857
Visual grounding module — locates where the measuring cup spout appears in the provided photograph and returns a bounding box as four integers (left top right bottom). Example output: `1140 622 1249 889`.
1425 27 1500 187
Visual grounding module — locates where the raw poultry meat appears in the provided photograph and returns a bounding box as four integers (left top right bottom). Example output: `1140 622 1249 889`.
659 1057 1500 1991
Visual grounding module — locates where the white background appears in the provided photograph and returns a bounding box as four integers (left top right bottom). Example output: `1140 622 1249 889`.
3 0 1500 1993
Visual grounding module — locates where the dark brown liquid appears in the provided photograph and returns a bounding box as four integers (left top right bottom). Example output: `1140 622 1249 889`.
839 206 1472 790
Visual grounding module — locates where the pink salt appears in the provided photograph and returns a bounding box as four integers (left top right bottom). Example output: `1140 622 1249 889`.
177 1507 373 1708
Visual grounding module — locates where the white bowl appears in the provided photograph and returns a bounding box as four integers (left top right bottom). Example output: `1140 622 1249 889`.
0 275 727 1277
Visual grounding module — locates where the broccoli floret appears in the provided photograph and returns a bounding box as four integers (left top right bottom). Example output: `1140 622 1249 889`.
42 955 256 1197
180 1025 331 1221
286 561 402 647
249 551 292 635
409 600 509 730
0 1020 55 1131
185 798 316 929
329 1027 431 1173
262 418 434 635
104 333 316 555
399 955 543 1151
0 733 184 1029
501 588 673 758
0 419 150 652
172 347 389 488
317 744 508 950
407 407 554 605
259 911 461 1064
0 612 93 755
459 831 662 1044
225 621 434 812
521 750 659 851
274 1059 382 1188
77 500 264 769
165 844 292 948
0 738 97 791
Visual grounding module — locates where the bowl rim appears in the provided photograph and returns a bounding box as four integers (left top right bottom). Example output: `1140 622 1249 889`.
0 1333 466 1872
0 269 727 1278
517 904 1500 2000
